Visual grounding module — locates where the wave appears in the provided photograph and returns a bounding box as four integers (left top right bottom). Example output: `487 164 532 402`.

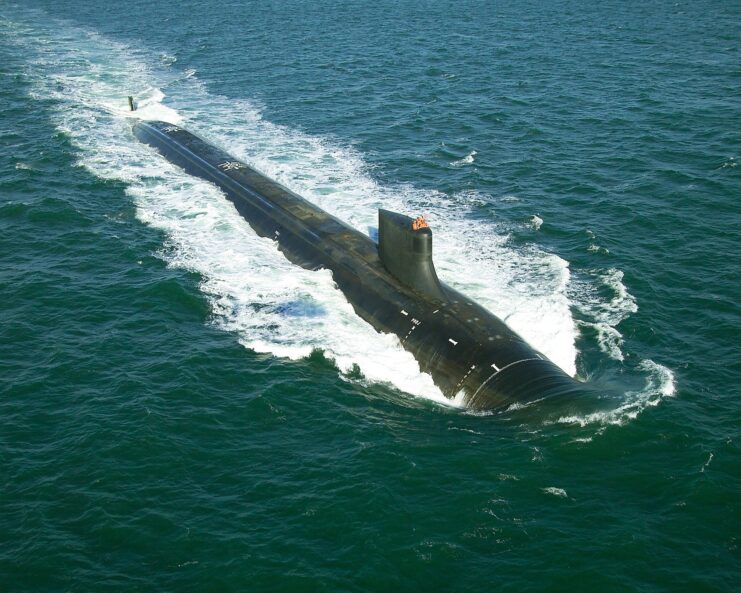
450 150 477 167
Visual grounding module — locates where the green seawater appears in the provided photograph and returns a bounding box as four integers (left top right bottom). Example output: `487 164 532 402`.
1 1 739 591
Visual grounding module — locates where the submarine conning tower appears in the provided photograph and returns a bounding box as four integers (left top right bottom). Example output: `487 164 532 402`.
378 210 446 301
374 209 585 409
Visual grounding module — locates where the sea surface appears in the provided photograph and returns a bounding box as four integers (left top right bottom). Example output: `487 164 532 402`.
1 1 739 591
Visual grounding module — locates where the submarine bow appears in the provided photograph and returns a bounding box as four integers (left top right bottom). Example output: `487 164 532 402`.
133 119 584 410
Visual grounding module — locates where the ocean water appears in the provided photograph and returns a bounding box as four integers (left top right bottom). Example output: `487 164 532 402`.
1 0 738 591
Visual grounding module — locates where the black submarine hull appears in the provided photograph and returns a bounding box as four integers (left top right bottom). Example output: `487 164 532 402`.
133 120 584 410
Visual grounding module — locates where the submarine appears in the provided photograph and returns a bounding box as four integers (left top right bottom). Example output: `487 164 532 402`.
133 119 585 410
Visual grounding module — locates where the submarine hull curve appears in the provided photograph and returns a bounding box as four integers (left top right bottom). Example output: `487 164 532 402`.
133 120 583 410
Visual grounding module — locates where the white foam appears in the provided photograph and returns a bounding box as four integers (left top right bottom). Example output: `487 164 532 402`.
451 150 477 167
9 14 453 405
130 90 182 124
587 243 610 254
555 359 675 427
542 487 568 498
572 436 593 443
159 53 177 65
572 268 637 362
7 11 668 416
718 156 736 169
